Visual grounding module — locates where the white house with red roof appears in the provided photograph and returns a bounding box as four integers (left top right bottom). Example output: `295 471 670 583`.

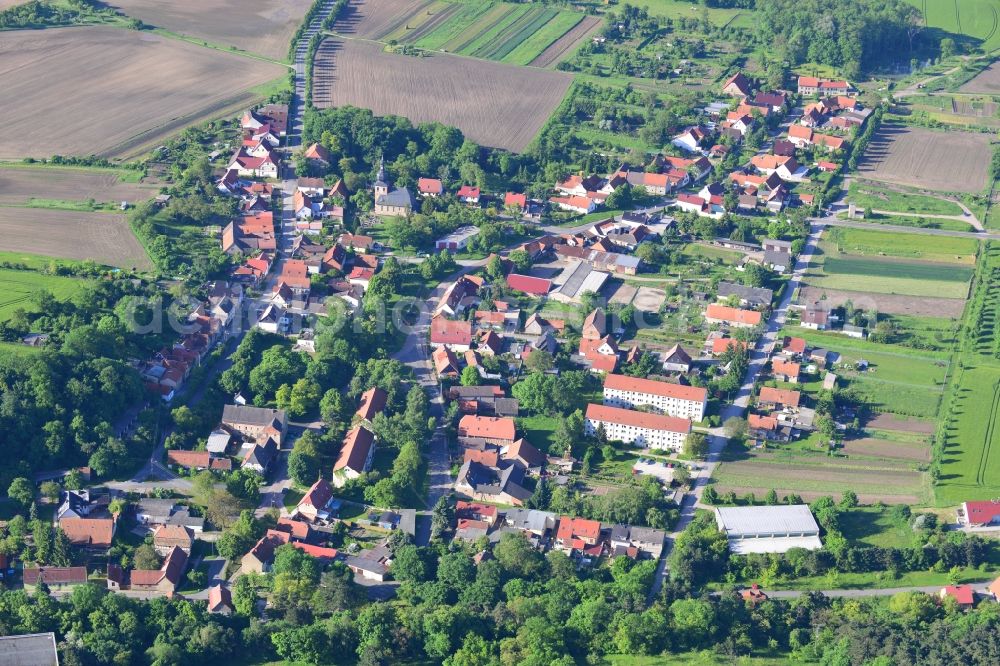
584 403 691 450
549 195 595 214
430 316 473 351
418 177 443 197
602 373 707 421
959 501 1000 527
457 185 481 204
671 126 707 153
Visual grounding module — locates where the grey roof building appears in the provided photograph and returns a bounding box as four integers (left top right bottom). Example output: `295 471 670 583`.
503 509 557 535
717 281 773 308
714 505 822 554
0 633 59 666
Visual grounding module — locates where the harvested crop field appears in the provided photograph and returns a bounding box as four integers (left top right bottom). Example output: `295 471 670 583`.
797 286 966 318
856 123 992 193
0 167 158 205
961 61 1000 93
712 458 926 504
842 437 931 462
530 15 602 67
0 27 286 160
0 207 152 271
312 37 572 152
335 0 429 38
866 413 936 434
108 0 312 59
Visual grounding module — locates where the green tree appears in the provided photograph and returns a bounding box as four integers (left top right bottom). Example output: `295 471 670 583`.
460 365 481 386
7 477 34 509
683 432 708 459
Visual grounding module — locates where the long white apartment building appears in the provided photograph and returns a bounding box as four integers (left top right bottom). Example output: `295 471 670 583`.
602 373 707 422
584 404 691 451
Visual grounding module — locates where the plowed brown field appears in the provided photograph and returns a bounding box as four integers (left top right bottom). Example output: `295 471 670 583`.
856 123 992 193
0 167 158 205
0 207 152 271
0 27 286 159
109 0 312 59
311 37 571 152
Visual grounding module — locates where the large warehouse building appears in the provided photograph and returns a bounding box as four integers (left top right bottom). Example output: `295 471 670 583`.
714 505 823 554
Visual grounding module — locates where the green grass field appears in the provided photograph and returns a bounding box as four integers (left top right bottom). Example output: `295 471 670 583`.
0 269 87 323
848 181 966 217
841 211 974 233
780 328 950 417
823 257 973 283
837 507 919 548
407 1 586 64
905 0 1000 53
937 362 1000 503
824 227 979 264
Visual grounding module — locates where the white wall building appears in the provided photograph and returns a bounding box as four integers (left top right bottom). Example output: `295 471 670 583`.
602 373 707 421
714 505 823 554
584 403 691 451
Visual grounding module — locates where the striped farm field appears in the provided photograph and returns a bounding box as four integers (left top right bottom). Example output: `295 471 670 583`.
0 268 88 323
405 1 588 65
905 0 1000 52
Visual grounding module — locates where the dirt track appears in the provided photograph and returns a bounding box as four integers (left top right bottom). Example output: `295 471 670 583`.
0 207 152 270
109 0 312 59
0 27 286 160
312 37 572 152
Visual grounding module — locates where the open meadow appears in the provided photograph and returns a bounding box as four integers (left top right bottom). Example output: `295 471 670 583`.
108 0 313 59
0 207 152 271
855 123 993 194
0 27 286 160
904 0 1000 53
823 226 979 264
311 37 572 151
0 268 88 323
0 165 158 206
937 363 1000 504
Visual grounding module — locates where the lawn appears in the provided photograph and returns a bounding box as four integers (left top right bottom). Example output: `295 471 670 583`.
518 414 561 454
0 268 88 323
824 227 979 264
890 314 961 352
937 362 1000 504
681 243 746 265
761 566 999 592
838 506 918 548
847 181 965 216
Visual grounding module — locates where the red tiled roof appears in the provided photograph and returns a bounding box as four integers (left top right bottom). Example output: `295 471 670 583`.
705 304 762 326
604 373 707 403
356 387 388 421
748 414 778 430
457 185 480 199
275 518 312 541
711 337 749 354
783 336 807 354
504 438 545 468
418 177 443 194
334 426 375 473
431 316 473 345
298 478 333 512
556 516 601 542
758 387 801 408
464 448 500 467
772 360 800 378
506 274 551 296
585 403 691 434
292 542 338 561
941 585 974 605
458 415 516 442
505 192 527 208
964 501 1000 525
60 518 114 548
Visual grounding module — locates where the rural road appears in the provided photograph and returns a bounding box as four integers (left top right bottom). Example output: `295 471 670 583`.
648 223 825 601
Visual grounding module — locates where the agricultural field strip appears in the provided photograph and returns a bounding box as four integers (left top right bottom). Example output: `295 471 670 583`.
508 12 584 66
822 256 973 283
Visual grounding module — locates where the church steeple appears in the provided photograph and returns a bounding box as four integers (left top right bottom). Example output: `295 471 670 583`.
373 154 388 202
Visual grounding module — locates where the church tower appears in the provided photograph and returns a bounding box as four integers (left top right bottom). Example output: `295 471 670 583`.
373 155 388 203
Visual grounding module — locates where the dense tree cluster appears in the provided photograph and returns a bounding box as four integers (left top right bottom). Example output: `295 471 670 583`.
756 0 920 79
